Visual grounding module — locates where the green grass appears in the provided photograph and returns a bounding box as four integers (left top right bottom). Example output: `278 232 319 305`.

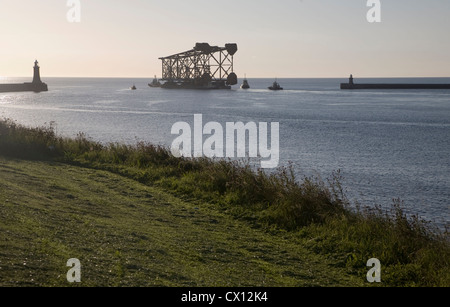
0 118 449 287
0 158 363 287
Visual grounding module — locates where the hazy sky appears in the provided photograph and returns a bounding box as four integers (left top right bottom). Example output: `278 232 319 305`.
1 0 449 78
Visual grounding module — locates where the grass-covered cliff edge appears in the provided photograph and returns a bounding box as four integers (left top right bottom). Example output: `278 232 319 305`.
0 118 448 287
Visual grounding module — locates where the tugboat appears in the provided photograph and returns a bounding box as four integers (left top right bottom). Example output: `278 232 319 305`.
130 84 137 90
148 75 161 88
268 79 283 91
240 74 250 89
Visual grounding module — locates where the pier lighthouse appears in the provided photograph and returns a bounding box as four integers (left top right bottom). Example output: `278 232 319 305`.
32 60 42 84
0 60 48 93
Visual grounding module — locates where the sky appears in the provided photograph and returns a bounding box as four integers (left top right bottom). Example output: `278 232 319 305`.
0 0 449 78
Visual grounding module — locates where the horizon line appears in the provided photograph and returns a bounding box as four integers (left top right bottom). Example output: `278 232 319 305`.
2 75 450 80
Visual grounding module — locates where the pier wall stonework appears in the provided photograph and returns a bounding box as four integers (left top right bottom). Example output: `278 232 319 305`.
341 83 450 90
0 83 48 93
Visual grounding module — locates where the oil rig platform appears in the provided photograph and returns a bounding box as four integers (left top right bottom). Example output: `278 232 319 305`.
159 43 238 89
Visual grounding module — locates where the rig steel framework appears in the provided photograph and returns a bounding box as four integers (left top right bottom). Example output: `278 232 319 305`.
159 43 238 89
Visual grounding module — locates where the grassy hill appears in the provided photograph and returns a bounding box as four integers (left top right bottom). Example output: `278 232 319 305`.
0 118 448 287
0 158 364 287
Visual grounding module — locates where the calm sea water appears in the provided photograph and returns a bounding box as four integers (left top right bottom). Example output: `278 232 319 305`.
1 77 449 227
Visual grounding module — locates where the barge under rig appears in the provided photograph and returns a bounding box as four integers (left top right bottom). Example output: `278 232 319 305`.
159 43 238 90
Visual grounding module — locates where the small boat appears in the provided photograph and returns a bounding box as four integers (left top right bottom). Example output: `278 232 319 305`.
130 85 137 90
268 79 283 91
148 75 161 88
240 75 250 89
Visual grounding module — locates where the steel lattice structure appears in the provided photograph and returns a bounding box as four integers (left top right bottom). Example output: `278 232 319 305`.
159 43 238 89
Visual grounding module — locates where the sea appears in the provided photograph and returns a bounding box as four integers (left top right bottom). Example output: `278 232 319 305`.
1 77 449 229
